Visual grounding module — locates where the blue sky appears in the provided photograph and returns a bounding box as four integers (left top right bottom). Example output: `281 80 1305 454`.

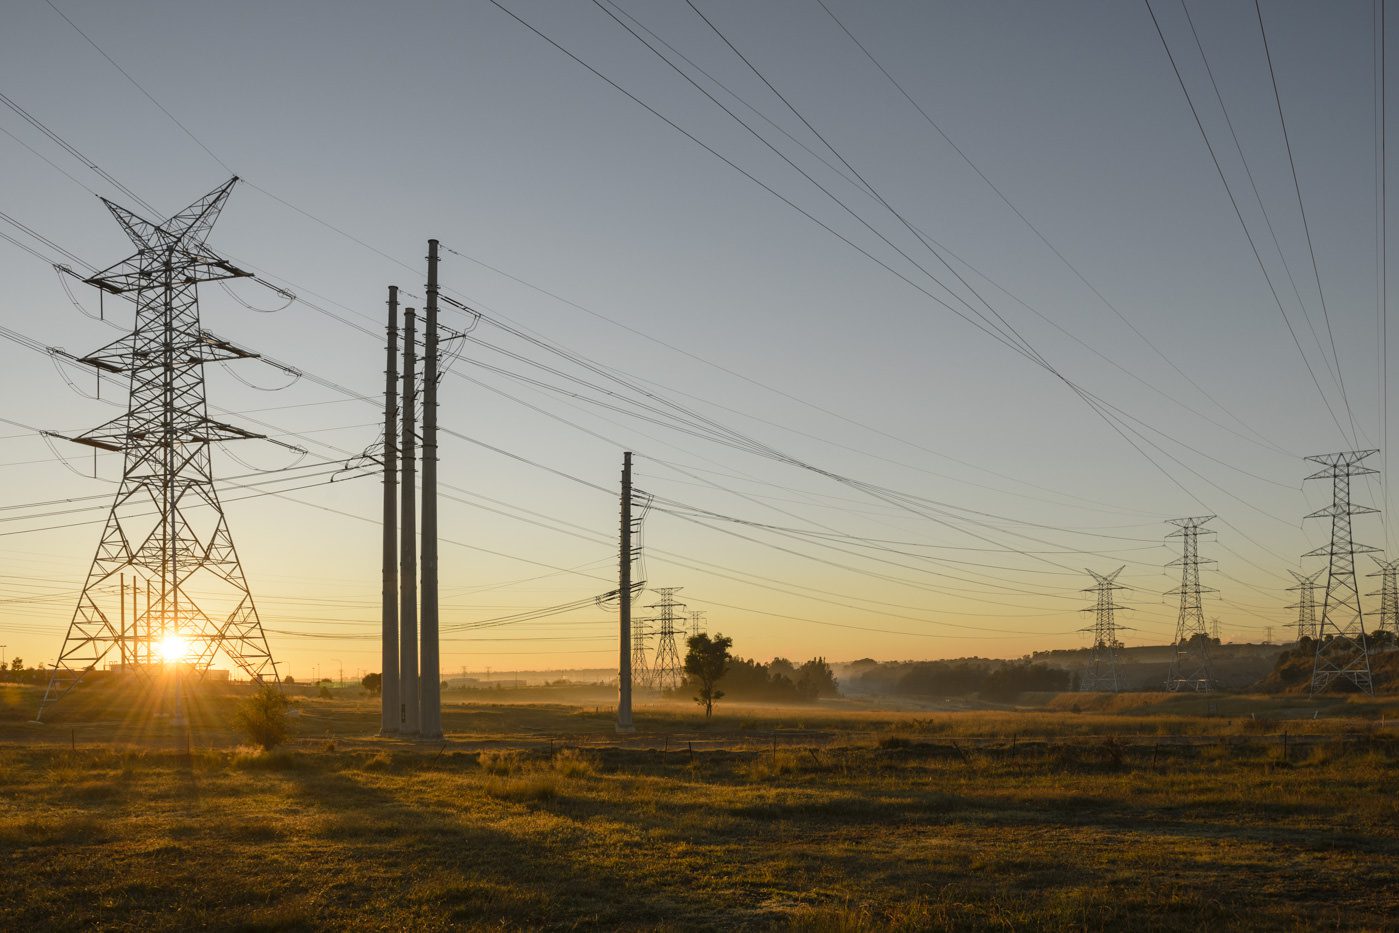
0 0 1392 678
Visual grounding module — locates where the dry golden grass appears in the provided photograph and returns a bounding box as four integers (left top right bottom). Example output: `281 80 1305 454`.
0 682 1395 929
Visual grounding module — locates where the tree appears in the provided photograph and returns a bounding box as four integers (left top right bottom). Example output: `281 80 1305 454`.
796 657 839 699
9 657 21 672
685 632 732 719
283 675 296 685
361 672 382 696
234 684 292 752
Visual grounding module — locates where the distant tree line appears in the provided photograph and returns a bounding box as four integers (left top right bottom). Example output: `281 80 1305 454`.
678 635 840 716
673 651 837 704
0 658 45 684
850 659 1072 700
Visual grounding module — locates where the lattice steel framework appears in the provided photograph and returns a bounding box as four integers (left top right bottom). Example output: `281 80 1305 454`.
1304 451 1376 694
1080 566 1126 692
1287 569 1323 642
38 179 280 719
1367 557 1399 638
1165 516 1216 692
623 481 651 686
631 618 652 689
643 587 686 691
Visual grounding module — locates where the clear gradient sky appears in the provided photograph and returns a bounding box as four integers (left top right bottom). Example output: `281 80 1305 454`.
0 0 1393 679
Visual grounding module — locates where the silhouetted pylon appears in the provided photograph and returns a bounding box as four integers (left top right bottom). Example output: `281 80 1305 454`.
643 587 686 691
39 179 284 719
1304 451 1377 694
1287 569 1322 643
1165 516 1217 692
1080 566 1127 692
1367 556 1399 638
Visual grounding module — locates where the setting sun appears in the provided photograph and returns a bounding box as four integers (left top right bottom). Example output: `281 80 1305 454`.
157 634 190 665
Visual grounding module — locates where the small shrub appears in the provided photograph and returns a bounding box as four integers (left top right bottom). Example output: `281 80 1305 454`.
551 748 596 777
359 751 394 771
229 747 304 771
234 684 293 752
484 774 558 803
478 748 525 774
743 749 803 781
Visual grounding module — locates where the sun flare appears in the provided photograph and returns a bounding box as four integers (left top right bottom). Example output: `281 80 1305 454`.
157 634 190 664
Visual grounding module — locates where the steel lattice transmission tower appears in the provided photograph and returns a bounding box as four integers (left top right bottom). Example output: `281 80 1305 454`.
644 587 686 691
1080 566 1127 692
1304 451 1377 694
1165 516 1217 692
631 618 653 689
38 179 281 718
1287 569 1323 642
1367 557 1399 638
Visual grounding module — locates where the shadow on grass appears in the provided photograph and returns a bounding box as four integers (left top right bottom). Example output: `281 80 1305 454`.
266 756 727 929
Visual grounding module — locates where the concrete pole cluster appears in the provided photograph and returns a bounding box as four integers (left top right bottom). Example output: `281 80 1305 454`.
380 287 400 734
380 241 444 738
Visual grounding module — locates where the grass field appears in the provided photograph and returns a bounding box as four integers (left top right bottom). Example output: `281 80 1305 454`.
1 681 1397 930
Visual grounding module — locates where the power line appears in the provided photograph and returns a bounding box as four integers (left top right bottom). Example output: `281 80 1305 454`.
41 0 236 176
812 0 1283 456
1252 0 1357 441
1143 0 1354 446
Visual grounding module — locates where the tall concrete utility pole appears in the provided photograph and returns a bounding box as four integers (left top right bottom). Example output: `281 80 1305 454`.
420 241 443 739
399 309 420 734
1304 451 1377 694
617 451 635 733
380 286 400 735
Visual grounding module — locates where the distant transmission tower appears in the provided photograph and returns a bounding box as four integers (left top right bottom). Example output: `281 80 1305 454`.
1287 569 1323 642
1165 516 1217 692
644 587 686 691
38 179 282 718
1304 451 1377 694
1080 566 1127 692
1367 557 1399 638
689 610 705 640
631 617 652 689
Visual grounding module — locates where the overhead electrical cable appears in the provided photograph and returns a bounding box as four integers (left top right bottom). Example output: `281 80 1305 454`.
1142 0 1354 446
810 0 1285 456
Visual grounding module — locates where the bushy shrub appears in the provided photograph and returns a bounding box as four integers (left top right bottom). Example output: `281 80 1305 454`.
234 684 293 752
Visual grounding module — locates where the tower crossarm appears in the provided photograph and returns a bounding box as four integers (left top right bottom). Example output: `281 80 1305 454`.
1165 584 1219 596
53 414 272 452
51 329 260 376
1303 450 1380 479
84 254 250 295
1304 542 1380 558
1305 503 1381 519
1166 556 1218 568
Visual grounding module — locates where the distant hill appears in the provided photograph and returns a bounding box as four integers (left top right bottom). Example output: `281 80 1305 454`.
1029 642 1284 691
1254 634 1399 694
835 643 1296 696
